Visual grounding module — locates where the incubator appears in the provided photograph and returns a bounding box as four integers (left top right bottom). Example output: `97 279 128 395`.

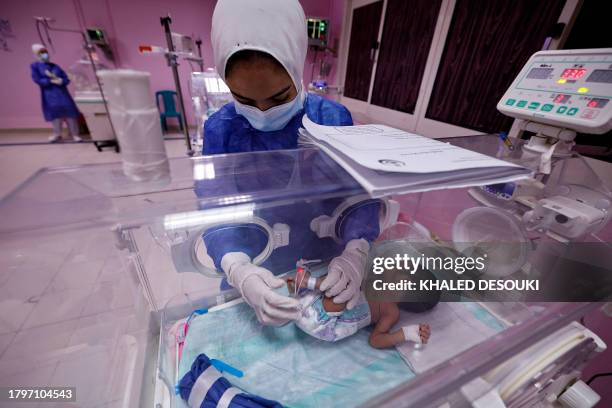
0 49 610 407
0 137 609 407
69 56 118 150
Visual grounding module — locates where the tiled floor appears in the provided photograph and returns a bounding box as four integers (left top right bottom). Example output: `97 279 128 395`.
0 133 187 407
0 228 150 407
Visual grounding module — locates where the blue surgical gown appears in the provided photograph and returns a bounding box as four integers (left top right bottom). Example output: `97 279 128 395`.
203 93 353 154
31 61 79 121
198 93 380 275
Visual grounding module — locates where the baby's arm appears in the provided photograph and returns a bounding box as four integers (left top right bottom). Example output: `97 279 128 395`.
368 303 404 349
369 303 431 349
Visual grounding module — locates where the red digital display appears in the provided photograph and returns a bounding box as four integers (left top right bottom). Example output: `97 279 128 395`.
587 98 609 108
561 68 587 80
553 94 571 104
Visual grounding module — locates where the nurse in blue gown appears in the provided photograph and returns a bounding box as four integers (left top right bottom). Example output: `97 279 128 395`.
197 0 382 326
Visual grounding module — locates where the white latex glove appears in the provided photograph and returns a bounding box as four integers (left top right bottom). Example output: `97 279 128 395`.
50 78 63 85
44 69 57 78
320 238 369 309
221 252 300 326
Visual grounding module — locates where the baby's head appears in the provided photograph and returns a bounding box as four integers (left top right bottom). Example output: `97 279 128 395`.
398 268 441 313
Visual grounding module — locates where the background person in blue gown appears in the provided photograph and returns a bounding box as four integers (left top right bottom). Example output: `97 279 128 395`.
30 44 82 143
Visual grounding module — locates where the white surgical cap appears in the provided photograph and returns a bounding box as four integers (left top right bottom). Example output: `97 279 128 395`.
211 0 307 90
32 43 46 55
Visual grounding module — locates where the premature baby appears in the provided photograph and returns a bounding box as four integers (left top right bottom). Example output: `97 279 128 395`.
287 271 431 348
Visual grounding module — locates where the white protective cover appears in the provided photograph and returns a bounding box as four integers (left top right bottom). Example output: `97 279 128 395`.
211 0 307 91
98 70 169 181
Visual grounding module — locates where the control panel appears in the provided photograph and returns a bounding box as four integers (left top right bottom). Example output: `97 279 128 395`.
498 49 612 134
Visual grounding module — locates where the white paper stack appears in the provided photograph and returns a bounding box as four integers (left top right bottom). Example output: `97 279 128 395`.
301 116 531 197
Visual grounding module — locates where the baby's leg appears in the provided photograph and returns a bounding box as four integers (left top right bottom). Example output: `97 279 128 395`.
368 303 431 349
368 303 402 349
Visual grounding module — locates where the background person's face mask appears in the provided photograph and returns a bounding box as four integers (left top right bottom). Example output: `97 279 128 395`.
234 91 303 132
39 52 50 62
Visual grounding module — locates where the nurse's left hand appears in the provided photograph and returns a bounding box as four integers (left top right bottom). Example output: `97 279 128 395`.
320 239 369 309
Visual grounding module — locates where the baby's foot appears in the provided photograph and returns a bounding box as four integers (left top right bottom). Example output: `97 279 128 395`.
402 324 431 344
418 324 431 344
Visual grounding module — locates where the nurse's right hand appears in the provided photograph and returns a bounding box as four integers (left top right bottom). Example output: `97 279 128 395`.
221 252 300 326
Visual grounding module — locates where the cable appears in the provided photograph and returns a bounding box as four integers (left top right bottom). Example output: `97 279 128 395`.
586 372 612 385
44 20 54 52
36 20 46 48
295 266 307 297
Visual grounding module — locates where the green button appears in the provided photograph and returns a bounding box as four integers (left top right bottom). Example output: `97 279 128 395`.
505 98 516 106
528 102 541 110
567 107 578 116
541 104 554 112
516 100 528 108
557 106 568 114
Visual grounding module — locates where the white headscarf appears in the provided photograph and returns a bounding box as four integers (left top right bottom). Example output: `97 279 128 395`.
32 43 46 55
211 0 307 91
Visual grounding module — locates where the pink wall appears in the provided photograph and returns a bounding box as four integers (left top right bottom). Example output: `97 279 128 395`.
1 0 84 128
0 0 216 128
0 0 345 129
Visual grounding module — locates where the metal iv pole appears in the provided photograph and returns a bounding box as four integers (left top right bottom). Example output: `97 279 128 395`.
195 38 205 72
160 15 194 156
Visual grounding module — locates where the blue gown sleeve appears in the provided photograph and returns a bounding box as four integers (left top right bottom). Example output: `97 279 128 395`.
203 104 233 154
54 65 71 86
195 151 297 270
304 94 353 126
31 63 51 87
337 201 381 244
306 95 380 244
203 224 269 270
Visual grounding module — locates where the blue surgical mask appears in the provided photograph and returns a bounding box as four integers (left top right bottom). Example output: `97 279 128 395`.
39 53 49 62
234 91 303 132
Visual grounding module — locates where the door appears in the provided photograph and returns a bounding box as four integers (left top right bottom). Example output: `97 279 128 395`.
418 0 568 137
343 0 384 102
339 0 580 138
341 0 444 129
370 0 443 115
